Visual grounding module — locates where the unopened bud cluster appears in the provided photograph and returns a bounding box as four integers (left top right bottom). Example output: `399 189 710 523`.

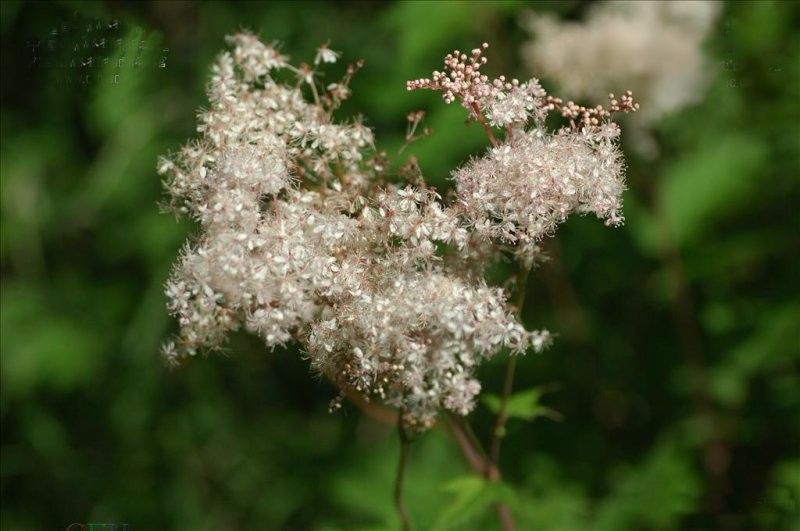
160 33 636 429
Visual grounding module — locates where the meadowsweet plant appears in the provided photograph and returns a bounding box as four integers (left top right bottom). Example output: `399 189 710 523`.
159 33 637 528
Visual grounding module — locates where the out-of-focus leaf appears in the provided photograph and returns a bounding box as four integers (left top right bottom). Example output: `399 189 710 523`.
628 135 771 255
661 135 768 246
330 428 464 530
517 487 590 531
755 459 800 530
593 439 701 530
0 285 102 397
709 302 800 407
21 407 71 462
432 475 514 531
483 386 562 422
623 194 662 256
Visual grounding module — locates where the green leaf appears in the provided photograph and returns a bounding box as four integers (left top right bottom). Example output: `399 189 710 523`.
432 475 515 531
0 284 103 397
593 439 701 530
482 387 562 423
661 135 768 246
709 302 800 407
628 135 769 255
329 429 465 530
755 459 800 530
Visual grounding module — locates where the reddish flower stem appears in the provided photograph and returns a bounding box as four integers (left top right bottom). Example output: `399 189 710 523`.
471 102 498 147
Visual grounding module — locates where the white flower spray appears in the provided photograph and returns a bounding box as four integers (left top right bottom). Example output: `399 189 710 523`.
159 33 636 432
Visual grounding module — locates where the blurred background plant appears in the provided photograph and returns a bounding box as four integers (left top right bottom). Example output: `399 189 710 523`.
1 1 798 530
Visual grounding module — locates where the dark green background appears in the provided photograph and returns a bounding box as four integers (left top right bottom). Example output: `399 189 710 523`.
1 1 798 530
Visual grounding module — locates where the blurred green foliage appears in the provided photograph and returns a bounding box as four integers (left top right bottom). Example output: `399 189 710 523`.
1 1 798 530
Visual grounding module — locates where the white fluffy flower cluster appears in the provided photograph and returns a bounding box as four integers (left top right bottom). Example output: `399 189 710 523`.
409 43 636 266
160 33 633 429
454 128 625 258
521 1 719 154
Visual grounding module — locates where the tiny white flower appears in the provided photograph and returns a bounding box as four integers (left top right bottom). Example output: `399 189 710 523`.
314 42 340 65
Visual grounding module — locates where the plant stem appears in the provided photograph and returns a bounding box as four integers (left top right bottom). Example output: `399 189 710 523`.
488 266 532 467
489 355 518 465
445 415 514 531
467 264 532 531
395 416 412 531
350 264 533 531
471 102 498 147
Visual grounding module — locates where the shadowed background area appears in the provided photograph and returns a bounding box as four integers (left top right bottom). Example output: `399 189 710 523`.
1 1 798 530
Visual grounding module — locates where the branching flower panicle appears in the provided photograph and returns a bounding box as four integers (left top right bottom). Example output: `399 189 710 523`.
408 42 637 264
160 34 636 430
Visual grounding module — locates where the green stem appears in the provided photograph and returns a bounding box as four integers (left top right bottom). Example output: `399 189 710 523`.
394 416 412 531
488 266 532 467
489 355 518 465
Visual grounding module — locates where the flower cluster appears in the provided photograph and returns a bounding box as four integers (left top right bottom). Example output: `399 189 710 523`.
160 33 634 429
453 129 626 259
521 1 719 155
408 44 548 134
409 43 637 264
